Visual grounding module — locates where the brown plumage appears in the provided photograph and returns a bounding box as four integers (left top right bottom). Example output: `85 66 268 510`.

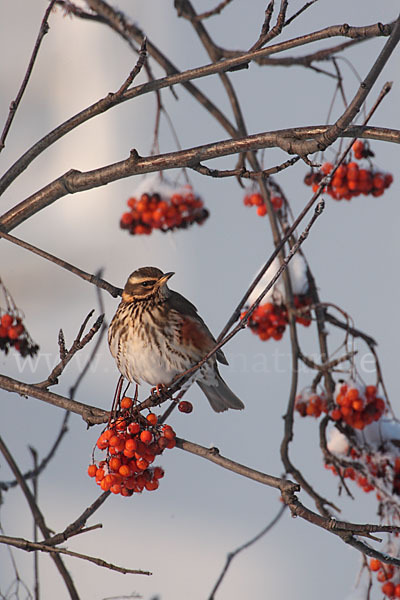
108 267 244 412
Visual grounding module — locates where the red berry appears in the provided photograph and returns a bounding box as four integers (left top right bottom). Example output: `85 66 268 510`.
153 466 164 479
127 422 140 435
1 314 13 328
382 581 395 597
136 457 149 470
321 162 333 175
146 413 158 426
120 397 133 409
87 464 97 477
369 558 381 571
256 204 267 217
8 324 24 339
178 400 193 414
140 430 153 445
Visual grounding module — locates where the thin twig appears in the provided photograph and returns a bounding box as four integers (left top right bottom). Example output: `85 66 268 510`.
0 230 122 297
69 270 109 398
0 435 80 599
0 10 393 196
192 0 234 20
208 504 286 599
36 311 104 388
191 156 300 179
30 447 40 600
0 412 70 491
0 0 57 152
43 492 110 546
284 0 318 28
0 534 151 576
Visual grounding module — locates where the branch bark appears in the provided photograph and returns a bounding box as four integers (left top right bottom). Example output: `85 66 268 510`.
1 124 398 233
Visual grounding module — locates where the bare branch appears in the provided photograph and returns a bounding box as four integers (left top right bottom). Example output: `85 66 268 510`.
43 492 110 546
188 0 234 21
191 156 300 179
0 0 57 152
0 374 107 425
1 124 398 233
276 16 400 157
0 434 80 599
0 10 393 196
0 534 151 576
208 504 287 599
0 230 122 297
0 412 70 491
114 37 147 96
249 0 288 51
36 311 104 388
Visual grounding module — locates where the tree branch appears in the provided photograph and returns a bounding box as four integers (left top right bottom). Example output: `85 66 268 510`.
0 434 80 599
0 0 57 152
1 124 398 233
0 374 107 425
0 534 151 576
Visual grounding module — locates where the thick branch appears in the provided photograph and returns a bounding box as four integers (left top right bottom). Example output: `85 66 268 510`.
1 124 398 233
0 11 392 195
276 14 400 156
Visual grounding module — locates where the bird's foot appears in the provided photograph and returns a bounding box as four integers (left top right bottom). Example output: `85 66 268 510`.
151 384 166 397
150 384 172 404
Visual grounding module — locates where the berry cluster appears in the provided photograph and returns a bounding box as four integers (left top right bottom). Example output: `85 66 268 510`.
243 191 283 217
304 141 393 201
325 455 375 494
295 389 328 418
242 295 312 342
120 185 209 235
369 559 400 598
0 312 38 357
88 399 175 496
326 436 400 499
329 382 385 430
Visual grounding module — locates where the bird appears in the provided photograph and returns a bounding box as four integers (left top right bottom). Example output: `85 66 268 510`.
108 266 244 413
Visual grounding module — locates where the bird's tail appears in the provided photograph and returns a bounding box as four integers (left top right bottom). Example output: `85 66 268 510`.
197 373 244 413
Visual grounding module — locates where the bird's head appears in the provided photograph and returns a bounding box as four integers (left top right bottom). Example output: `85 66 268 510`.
122 267 175 302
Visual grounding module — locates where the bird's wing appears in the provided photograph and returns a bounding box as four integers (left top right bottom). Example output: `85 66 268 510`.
168 291 228 365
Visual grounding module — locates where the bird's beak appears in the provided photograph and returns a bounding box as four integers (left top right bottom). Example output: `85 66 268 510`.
157 272 175 287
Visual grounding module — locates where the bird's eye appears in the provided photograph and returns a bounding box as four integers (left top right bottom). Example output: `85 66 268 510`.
141 281 154 288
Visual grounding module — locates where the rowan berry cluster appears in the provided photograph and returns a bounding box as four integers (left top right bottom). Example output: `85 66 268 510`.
329 382 385 430
88 399 175 496
369 559 400 598
120 185 209 235
0 312 39 357
326 426 400 502
304 141 393 201
325 439 400 598
242 295 312 342
295 389 328 418
324 454 376 494
243 191 283 216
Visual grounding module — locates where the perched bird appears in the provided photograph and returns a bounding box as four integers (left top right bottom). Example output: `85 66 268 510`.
108 266 244 413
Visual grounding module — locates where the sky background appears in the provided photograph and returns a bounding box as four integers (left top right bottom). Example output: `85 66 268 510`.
0 1 399 599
